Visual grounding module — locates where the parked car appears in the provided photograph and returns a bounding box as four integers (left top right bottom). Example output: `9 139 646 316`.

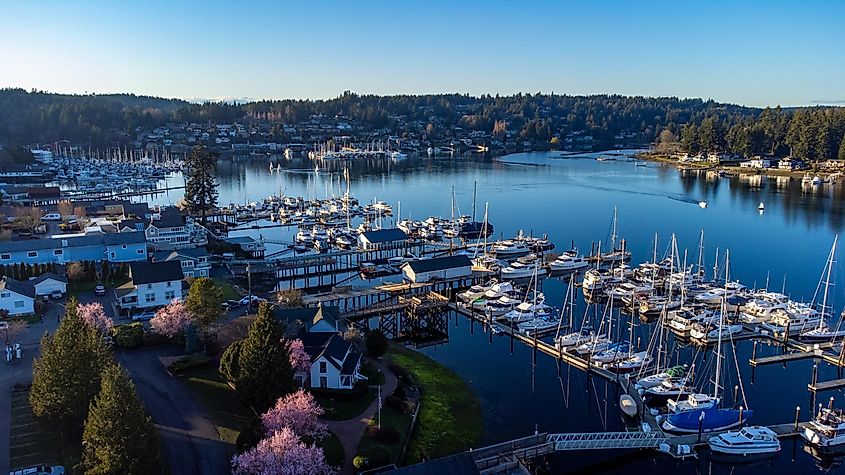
41 213 61 221
238 295 266 307
131 311 156 321
50 290 63 300
10 465 65 475
94 284 106 296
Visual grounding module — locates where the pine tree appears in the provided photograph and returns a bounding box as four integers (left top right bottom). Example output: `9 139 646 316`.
838 136 845 161
183 145 219 223
81 364 163 475
222 302 295 413
30 298 111 433
185 277 223 331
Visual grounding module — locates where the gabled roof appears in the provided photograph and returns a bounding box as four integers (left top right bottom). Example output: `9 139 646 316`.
0 231 146 253
360 228 408 243
403 255 472 274
274 306 342 332
130 261 183 285
31 272 68 285
317 334 352 369
149 208 185 229
154 247 209 263
0 278 35 299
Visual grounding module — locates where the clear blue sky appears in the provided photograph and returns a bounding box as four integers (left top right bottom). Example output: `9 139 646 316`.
2 0 843 107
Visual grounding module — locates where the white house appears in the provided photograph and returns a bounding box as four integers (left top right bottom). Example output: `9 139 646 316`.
30 272 67 297
401 255 472 283
778 157 806 170
307 334 363 390
0 278 35 316
145 207 192 250
115 261 184 310
154 247 211 278
357 228 409 251
739 158 772 169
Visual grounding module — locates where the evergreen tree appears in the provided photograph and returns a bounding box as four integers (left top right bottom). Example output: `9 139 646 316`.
81 363 162 475
222 302 295 413
30 298 111 433
839 136 845 161
183 145 219 223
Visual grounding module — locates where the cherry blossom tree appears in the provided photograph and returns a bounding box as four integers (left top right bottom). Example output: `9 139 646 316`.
287 339 311 375
150 299 192 338
77 302 113 334
231 427 333 475
261 389 326 439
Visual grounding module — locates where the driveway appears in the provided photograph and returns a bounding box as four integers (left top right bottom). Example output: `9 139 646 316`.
117 346 230 475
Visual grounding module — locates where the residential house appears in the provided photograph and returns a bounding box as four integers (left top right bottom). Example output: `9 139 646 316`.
224 236 265 258
739 158 772 169
115 261 184 310
29 272 67 297
401 255 472 283
154 247 211 278
0 278 35 316
145 207 193 250
0 231 147 265
778 157 806 171
357 228 409 251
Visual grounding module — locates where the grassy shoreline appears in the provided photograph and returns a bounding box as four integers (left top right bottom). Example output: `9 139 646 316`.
636 151 837 178
388 346 483 465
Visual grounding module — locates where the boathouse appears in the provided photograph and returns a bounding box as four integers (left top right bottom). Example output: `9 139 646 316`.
358 228 409 251
401 255 472 283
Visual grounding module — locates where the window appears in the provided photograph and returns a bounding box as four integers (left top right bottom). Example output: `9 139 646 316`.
167 281 172 287
14 301 24 308
0 292 9 298
27 251 37 258
61 240 68 246
147 284 152 290
54 249 63 256
319 377 327 388
110 252 116 259
122 245 127 249
165 290 175 300
319 362 327 373
145 293 156 303
0 254 9 260
137 249 145 254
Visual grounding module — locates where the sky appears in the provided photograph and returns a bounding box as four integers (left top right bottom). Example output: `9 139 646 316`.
1 0 843 107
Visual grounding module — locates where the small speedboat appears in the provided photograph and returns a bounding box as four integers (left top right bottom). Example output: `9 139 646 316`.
708 426 781 456
636 365 687 389
620 394 638 418
699 201 708 209
758 202 765 211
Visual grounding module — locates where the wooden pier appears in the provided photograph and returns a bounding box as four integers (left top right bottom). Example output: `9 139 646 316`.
750 349 823 367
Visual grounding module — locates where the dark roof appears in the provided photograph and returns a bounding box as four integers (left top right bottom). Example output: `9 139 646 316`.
360 228 408 243
299 332 334 359
274 306 342 332
27 186 60 197
315 334 351 370
154 247 208 262
149 208 185 228
386 453 480 475
31 272 68 285
0 278 35 299
0 231 146 253
0 186 29 194
340 351 361 376
130 261 183 284
404 255 472 274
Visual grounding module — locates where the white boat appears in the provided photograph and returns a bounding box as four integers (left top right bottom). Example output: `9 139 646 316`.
491 240 531 258
667 308 718 336
694 281 746 305
605 281 653 301
501 261 547 280
458 281 496 303
758 201 765 211
708 426 781 455
470 282 516 310
548 252 590 272
738 291 789 324
555 330 594 349
503 300 552 324
698 201 708 209
689 322 743 342
760 304 821 336
591 342 631 364
517 315 560 334
620 394 637 417
574 336 613 356
667 393 718 414
803 403 845 450
486 295 522 317
636 365 688 389
607 351 653 373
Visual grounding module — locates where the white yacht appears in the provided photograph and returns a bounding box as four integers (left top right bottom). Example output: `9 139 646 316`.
739 291 790 324
503 300 552 324
689 321 743 342
607 351 653 373
803 404 845 450
667 393 718 414
708 427 781 456
458 280 496 304
517 315 560 335
694 281 747 306
574 336 614 356
636 365 688 389
470 282 516 310
667 308 718 337
591 342 631 364
548 251 590 272
605 281 653 301
485 295 522 317
491 240 531 259
760 303 821 336
555 329 594 349
501 261 547 280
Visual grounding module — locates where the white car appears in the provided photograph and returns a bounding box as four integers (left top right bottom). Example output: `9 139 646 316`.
131 311 156 321
41 213 61 221
11 465 65 475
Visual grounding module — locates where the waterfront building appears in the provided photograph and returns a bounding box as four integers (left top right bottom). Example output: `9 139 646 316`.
115 261 184 310
740 158 773 169
154 247 211 278
145 207 193 250
358 228 409 251
401 255 472 283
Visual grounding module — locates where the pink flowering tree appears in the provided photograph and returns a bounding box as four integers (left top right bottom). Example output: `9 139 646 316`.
287 339 311 375
77 302 113 334
231 427 333 475
150 299 193 338
262 389 327 439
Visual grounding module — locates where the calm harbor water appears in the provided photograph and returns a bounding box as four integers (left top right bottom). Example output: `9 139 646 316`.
150 151 845 473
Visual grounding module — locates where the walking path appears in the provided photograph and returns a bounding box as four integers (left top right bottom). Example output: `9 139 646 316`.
325 359 398 475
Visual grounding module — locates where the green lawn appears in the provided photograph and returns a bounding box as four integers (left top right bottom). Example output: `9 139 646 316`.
9 387 77 471
356 406 413 466
389 347 483 464
212 278 243 301
313 387 376 421
316 431 345 469
177 364 252 444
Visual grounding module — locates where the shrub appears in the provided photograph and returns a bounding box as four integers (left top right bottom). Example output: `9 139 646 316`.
355 444 392 469
352 455 368 470
366 425 399 444
110 323 144 348
167 353 211 375
142 331 170 347
365 329 388 358
385 395 407 413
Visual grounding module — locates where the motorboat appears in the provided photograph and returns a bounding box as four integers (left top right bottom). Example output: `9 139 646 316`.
485 295 522 317
738 292 790 324
708 426 781 456
607 351 653 373
620 394 638 418
470 282 517 310
574 336 614 356
803 403 845 450
458 280 497 303
662 406 752 434
694 281 747 306
636 365 688 389
501 261 547 280
605 282 653 302
555 329 594 349
517 315 560 335
644 376 694 401
591 342 631 364
503 300 552 324
638 295 681 317
760 304 821 336
548 251 590 272
667 308 718 337
491 240 531 259
689 322 743 342
667 393 719 414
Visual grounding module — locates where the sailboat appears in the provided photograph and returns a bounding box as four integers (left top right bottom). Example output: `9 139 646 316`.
801 236 845 342
555 276 594 349
662 252 753 433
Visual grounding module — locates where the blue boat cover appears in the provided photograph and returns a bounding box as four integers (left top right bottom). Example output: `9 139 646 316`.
666 407 753 431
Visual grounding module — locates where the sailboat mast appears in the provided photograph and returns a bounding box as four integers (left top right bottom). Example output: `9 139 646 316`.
820 235 838 320
715 250 729 400
611 206 618 250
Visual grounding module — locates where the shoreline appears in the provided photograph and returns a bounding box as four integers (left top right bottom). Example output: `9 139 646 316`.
635 151 841 180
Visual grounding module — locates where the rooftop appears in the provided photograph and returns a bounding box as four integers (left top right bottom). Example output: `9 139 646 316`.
130 260 183 284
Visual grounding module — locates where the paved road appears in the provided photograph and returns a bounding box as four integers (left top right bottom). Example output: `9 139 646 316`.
117 346 230 475
326 359 399 475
